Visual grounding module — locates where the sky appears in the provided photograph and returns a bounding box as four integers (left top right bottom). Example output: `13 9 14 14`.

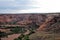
0 0 60 13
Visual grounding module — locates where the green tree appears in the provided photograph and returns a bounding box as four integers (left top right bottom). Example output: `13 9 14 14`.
24 35 30 40
0 31 8 38
10 27 20 33
10 27 26 34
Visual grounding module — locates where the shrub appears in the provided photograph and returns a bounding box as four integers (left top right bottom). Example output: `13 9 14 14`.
23 35 30 40
0 31 8 38
10 27 27 34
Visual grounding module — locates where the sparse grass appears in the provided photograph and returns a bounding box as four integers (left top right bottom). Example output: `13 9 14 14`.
29 31 60 40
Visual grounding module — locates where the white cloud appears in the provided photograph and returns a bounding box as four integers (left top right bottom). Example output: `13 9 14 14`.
0 0 15 1
0 0 60 13
15 8 60 13
13 0 60 13
1 7 59 13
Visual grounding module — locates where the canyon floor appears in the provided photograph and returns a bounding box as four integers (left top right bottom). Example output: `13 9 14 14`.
0 13 60 40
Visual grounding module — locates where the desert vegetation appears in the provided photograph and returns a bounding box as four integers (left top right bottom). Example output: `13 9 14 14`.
0 14 60 40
